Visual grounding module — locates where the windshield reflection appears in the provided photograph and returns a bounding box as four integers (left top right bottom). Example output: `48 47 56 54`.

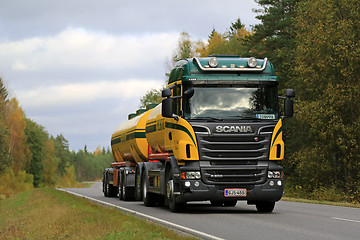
183 86 279 120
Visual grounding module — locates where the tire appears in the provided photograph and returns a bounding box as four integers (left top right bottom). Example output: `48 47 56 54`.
118 182 123 200
135 168 142 201
224 200 237 207
256 201 275 213
142 170 157 207
123 187 134 201
109 184 118 197
210 201 223 206
104 182 109 197
166 169 184 212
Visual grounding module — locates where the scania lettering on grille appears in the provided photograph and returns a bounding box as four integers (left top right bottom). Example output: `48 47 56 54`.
215 125 253 133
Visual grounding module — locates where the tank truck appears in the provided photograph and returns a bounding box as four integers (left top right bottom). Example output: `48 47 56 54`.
103 56 295 212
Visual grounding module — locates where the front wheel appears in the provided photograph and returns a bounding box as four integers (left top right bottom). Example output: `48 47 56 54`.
166 170 184 212
256 201 275 213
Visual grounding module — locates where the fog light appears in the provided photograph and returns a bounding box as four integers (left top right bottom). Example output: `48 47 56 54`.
269 181 274 187
184 181 191 187
277 180 282 186
194 181 200 187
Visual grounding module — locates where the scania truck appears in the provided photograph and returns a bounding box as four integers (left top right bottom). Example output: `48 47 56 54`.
103 56 295 212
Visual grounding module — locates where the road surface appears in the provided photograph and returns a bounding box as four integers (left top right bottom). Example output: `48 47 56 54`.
59 182 360 240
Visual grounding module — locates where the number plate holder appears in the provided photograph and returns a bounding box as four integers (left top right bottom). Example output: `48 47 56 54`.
224 189 247 197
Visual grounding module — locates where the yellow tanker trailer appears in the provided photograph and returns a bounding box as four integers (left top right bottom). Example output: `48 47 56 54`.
102 56 295 213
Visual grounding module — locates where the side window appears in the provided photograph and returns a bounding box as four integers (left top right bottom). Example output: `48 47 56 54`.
172 84 182 116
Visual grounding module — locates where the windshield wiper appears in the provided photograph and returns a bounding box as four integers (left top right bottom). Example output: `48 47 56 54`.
191 116 223 121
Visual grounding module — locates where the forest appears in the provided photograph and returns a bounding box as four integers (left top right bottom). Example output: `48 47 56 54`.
0 87 113 197
1 0 359 203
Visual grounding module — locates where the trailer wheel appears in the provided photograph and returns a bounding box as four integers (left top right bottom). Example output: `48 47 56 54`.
166 169 184 212
109 184 117 197
135 168 142 201
118 180 123 200
123 187 134 201
256 201 275 213
142 170 157 207
103 173 110 197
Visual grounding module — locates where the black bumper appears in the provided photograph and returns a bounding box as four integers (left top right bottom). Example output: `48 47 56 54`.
176 179 283 203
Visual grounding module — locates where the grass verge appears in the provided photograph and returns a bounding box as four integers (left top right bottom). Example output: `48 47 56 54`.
282 197 360 208
0 188 196 240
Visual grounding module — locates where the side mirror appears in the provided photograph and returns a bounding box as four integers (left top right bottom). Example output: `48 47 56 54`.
279 89 295 118
162 98 172 118
184 88 194 99
286 89 295 98
162 89 172 98
284 98 294 118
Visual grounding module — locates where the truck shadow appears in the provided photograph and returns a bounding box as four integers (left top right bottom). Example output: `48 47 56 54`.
157 202 278 215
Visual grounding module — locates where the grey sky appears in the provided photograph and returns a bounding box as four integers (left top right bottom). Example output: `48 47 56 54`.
0 0 260 151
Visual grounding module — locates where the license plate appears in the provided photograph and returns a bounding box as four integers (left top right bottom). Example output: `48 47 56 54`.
224 189 247 197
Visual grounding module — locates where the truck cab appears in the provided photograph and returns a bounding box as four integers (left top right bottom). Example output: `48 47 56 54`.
160 56 295 212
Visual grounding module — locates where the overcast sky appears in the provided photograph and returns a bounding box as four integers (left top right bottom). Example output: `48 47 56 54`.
0 0 260 152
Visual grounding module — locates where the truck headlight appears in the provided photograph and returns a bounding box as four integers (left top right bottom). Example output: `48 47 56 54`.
181 171 201 180
268 171 282 179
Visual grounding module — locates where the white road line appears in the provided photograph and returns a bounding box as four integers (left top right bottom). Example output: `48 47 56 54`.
331 217 360 224
57 189 225 240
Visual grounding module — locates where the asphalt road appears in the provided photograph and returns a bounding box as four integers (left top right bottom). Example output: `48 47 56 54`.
60 182 360 240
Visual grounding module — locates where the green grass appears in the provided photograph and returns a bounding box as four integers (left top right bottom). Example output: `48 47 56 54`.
282 197 360 208
0 188 197 240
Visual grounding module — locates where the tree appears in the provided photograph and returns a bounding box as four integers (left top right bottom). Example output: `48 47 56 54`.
25 118 48 187
6 98 31 172
0 77 9 173
246 0 300 89
172 32 197 62
139 89 162 108
195 18 251 57
286 0 360 201
51 134 70 176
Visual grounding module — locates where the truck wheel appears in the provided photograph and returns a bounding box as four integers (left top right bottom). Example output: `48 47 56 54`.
109 184 118 197
123 187 134 201
142 170 156 207
224 200 237 207
210 201 223 206
118 182 123 200
135 169 142 201
104 182 109 197
256 201 275 213
166 169 184 212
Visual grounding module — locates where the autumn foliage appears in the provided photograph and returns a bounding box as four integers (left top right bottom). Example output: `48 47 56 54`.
0 79 113 198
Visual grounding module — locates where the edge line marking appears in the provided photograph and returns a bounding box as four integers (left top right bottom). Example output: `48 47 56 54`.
331 217 360 224
57 188 225 240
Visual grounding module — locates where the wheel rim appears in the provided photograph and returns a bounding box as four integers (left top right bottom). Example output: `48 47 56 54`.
167 179 174 199
143 177 147 199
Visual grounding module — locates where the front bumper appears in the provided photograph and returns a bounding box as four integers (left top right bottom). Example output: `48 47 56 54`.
176 178 283 203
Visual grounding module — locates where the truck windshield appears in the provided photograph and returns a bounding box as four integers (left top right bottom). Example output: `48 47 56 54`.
183 85 279 120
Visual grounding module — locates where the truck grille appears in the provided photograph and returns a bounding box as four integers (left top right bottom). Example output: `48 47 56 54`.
198 135 271 164
193 124 274 185
201 166 267 185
